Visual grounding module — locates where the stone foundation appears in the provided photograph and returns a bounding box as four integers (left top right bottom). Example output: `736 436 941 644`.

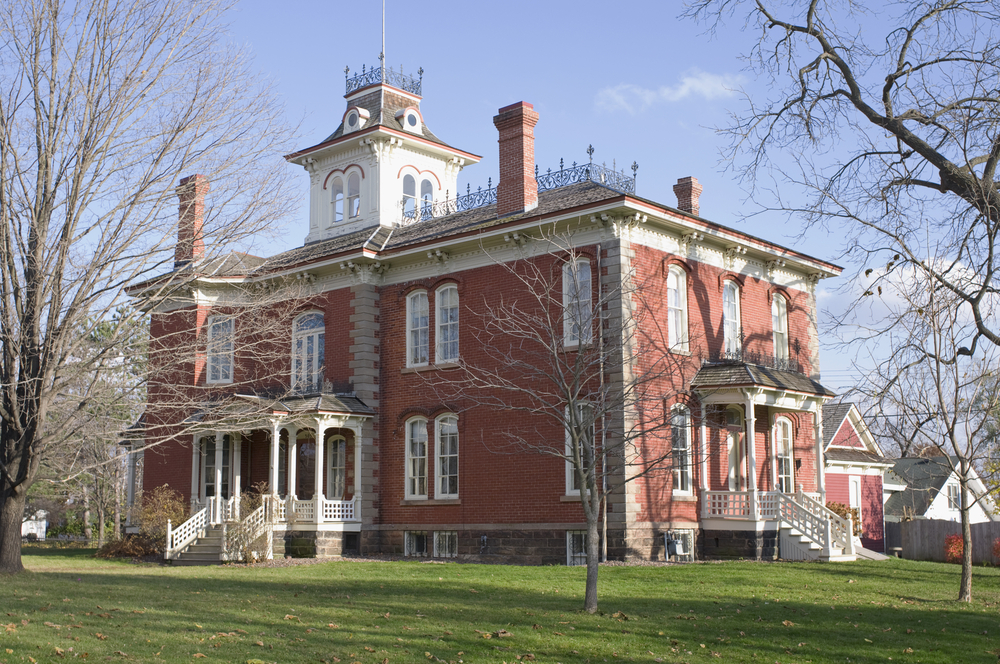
701 529 778 560
272 530 360 558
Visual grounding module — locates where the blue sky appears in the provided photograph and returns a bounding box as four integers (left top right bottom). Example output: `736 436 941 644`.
224 0 861 390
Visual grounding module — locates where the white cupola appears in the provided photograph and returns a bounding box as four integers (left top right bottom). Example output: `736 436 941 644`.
285 63 481 244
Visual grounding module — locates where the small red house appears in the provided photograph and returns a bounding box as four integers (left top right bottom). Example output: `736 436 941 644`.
130 63 857 564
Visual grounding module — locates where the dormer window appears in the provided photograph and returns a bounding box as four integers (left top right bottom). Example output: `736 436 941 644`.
331 177 344 223
347 173 361 218
343 106 370 135
395 107 422 134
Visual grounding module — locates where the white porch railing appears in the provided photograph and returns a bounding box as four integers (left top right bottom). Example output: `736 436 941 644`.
701 489 855 556
165 506 207 560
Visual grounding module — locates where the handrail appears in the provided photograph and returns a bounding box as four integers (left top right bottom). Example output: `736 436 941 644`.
796 490 855 555
165 506 207 560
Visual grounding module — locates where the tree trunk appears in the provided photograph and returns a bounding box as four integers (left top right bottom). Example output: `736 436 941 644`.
113 496 121 540
0 487 27 574
959 479 972 602
584 516 600 614
97 504 106 548
82 486 92 542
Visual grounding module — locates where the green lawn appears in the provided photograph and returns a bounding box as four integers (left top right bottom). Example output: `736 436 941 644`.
1 550 998 664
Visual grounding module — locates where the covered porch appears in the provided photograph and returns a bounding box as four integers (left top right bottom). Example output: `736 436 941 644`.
167 392 373 562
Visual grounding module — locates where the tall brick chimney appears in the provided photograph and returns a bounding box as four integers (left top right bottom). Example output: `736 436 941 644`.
673 176 703 216
175 174 208 268
493 102 539 217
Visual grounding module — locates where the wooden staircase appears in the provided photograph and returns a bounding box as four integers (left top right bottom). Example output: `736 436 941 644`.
169 525 226 566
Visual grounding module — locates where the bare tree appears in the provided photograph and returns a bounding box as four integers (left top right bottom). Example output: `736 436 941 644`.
431 235 701 613
855 274 1000 601
0 0 298 574
684 1 1000 353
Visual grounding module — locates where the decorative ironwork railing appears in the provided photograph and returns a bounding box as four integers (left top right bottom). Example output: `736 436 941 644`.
702 348 804 374
345 63 423 96
399 157 637 224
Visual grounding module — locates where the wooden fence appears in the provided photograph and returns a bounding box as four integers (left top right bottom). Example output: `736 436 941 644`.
898 519 1000 564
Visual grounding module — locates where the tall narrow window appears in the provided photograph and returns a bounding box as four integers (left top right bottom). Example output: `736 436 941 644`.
327 436 347 499
436 285 459 363
292 312 325 392
565 403 595 495
723 281 741 356
402 174 416 216
772 294 788 361
671 407 692 494
202 435 232 500
774 417 794 493
667 266 688 351
436 415 459 499
407 292 429 366
947 483 960 510
406 418 428 499
207 317 234 384
563 259 592 346
331 177 344 223
277 434 288 497
420 179 434 217
726 407 745 492
347 173 361 219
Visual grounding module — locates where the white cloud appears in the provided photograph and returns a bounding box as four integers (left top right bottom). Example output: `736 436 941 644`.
595 69 742 115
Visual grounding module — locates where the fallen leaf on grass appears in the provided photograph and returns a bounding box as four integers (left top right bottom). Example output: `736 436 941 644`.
95 633 108 641
284 615 300 621
328 624 339 629
193 654 207 658
612 611 629 622
54 647 65 657
782 620 795 627
494 629 513 638
254 641 264 647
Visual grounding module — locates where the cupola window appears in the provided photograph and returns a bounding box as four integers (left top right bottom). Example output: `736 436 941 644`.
331 177 344 224
347 173 361 219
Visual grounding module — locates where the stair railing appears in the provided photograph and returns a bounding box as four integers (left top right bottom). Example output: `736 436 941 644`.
795 490 855 555
775 492 830 551
165 505 208 560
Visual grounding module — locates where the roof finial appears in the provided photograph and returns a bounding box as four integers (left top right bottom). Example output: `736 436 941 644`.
587 144 595 163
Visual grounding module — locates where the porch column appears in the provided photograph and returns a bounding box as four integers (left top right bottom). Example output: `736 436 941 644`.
353 431 363 521
190 435 201 507
125 449 137 525
314 418 326 524
699 402 708 518
287 426 298 501
744 393 758 519
233 434 243 519
214 431 224 522
269 421 282 497
814 404 826 503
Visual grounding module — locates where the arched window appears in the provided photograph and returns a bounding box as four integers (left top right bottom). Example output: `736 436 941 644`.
402 174 416 216
723 281 741 356
436 415 459 499
406 291 429 366
292 312 325 392
331 177 344 224
671 406 692 494
347 173 361 219
436 285 459 363
420 179 434 217
774 417 794 493
772 294 788 361
405 418 428 499
667 266 688 351
725 407 745 491
326 435 347 499
563 259 592 346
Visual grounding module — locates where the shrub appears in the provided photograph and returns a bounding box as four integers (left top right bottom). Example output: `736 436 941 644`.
95 534 162 560
825 501 863 537
944 533 963 563
98 485 188 560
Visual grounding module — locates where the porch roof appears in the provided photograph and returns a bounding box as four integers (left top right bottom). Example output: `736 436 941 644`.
186 391 374 425
690 362 836 398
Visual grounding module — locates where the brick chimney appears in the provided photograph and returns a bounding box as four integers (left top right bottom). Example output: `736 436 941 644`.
175 174 208 268
673 176 703 216
493 102 539 217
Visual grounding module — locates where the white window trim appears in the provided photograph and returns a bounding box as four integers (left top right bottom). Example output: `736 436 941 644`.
773 416 794 493
326 435 347 499
946 483 961 510
667 265 689 352
435 284 459 364
405 417 428 500
565 403 594 496
406 291 429 367
291 311 325 392
566 530 587 566
346 172 361 220
562 259 593 347
435 414 459 499
772 293 788 361
671 406 692 496
330 176 344 225
723 281 741 355
206 316 234 384
433 531 458 558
